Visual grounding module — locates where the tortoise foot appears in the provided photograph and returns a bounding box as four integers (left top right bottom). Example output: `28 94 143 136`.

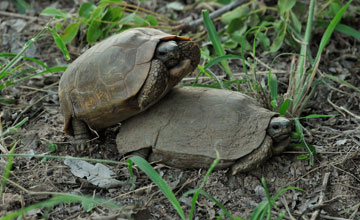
72 118 91 151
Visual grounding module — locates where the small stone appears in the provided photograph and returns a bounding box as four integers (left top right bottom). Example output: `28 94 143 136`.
254 185 266 200
328 67 336 73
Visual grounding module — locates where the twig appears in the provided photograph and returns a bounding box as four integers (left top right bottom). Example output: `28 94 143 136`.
0 10 45 21
327 91 360 120
111 184 155 200
281 195 296 220
318 215 349 220
310 172 330 220
18 85 57 94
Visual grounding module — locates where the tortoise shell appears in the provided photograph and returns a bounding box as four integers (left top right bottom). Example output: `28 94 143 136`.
59 28 199 136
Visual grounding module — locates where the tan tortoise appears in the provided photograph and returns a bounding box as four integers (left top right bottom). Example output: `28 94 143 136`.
116 87 292 174
59 28 200 146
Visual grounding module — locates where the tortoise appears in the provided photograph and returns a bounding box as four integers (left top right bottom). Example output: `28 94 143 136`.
58 28 200 145
116 87 292 174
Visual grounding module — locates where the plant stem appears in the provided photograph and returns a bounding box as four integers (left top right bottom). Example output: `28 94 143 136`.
293 0 316 112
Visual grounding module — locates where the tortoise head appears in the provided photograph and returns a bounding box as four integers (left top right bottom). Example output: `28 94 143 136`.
266 116 292 155
155 40 180 68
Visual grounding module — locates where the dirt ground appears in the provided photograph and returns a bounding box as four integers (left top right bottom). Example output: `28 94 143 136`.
1 0 360 219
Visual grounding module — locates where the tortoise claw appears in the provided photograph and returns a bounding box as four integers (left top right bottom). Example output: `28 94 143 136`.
75 141 91 152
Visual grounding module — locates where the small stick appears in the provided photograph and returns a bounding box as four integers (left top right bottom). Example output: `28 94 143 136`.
327 91 360 120
0 10 44 21
310 172 331 220
281 195 296 220
318 215 349 220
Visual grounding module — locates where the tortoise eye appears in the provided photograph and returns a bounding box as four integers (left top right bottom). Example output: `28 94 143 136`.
271 124 280 130
158 51 167 56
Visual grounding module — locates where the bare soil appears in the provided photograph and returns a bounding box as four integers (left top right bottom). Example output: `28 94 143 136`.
1 1 360 219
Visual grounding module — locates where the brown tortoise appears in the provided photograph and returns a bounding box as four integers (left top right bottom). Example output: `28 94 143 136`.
116 87 292 174
58 28 200 146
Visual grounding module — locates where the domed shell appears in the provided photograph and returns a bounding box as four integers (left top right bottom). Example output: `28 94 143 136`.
59 28 192 135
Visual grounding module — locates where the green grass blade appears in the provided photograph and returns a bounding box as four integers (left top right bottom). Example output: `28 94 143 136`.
182 189 235 220
268 70 278 109
202 9 224 58
323 73 360 93
296 114 337 119
0 194 122 220
204 54 242 70
0 71 11 81
294 119 313 165
250 201 268 220
261 178 274 208
0 53 49 69
202 10 233 80
279 99 290 116
127 159 135 190
189 155 220 219
333 23 360 40
0 143 16 198
127 156 185 220
295 0 315 89
198 65 224 89
313 0 352 65
0 117 28 138
47 27 70 60
317 22 360 40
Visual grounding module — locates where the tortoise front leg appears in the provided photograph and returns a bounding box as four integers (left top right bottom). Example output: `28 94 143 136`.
137 58 193 110
72 118 91 151
137 59 168 110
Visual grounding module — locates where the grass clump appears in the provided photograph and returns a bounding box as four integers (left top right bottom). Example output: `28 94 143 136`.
199 0 356 162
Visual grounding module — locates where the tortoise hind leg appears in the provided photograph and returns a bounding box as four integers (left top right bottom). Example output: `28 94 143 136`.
72 118 91 151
